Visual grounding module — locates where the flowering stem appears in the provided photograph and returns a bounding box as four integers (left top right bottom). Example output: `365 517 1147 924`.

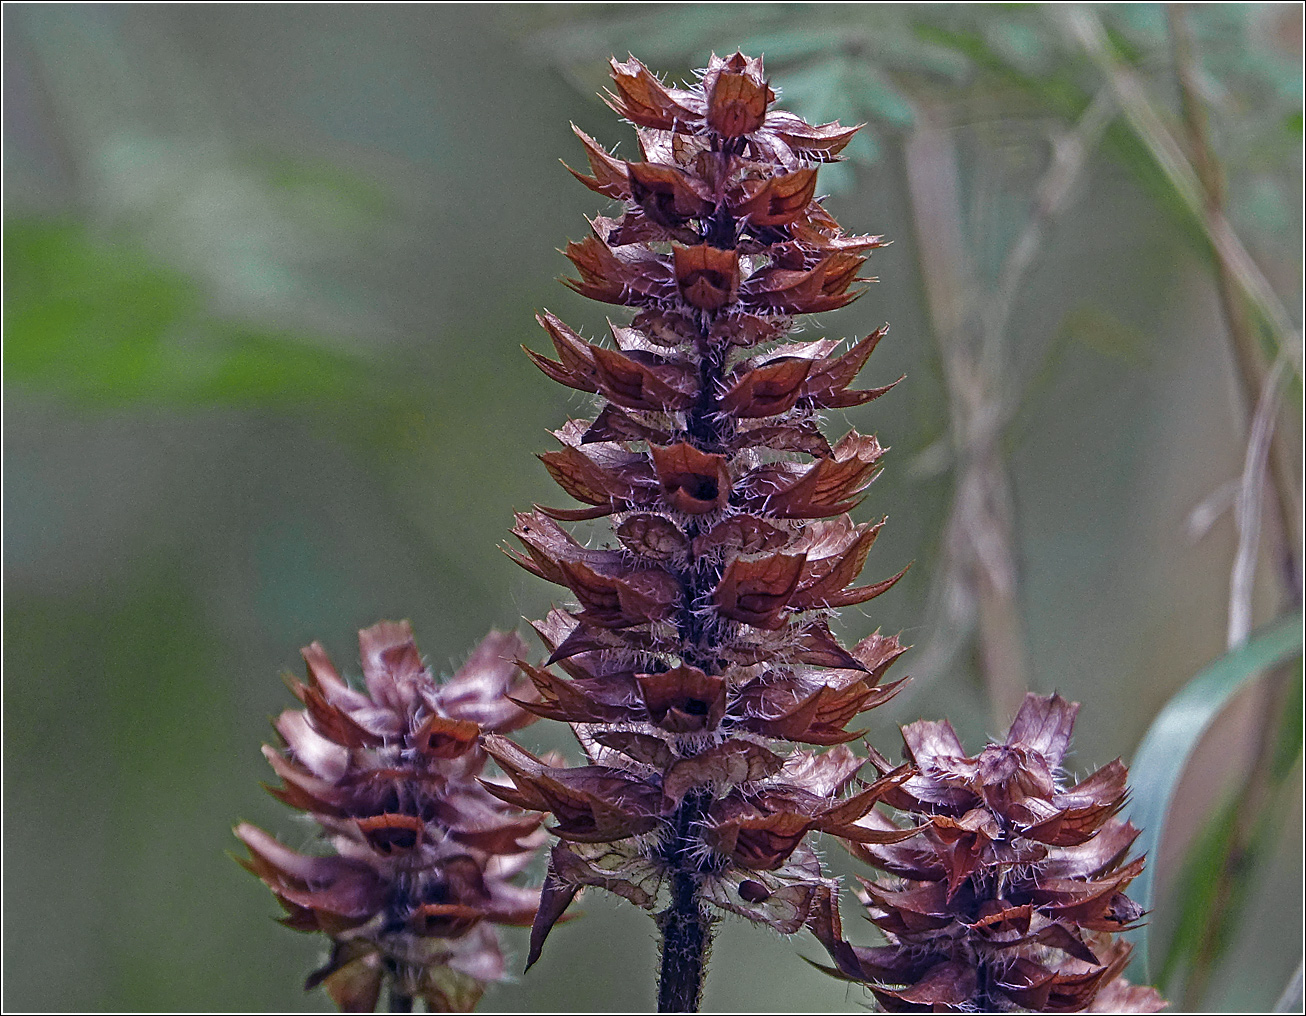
657 793 713 1012
506 52 913 1012
655 312 730 1012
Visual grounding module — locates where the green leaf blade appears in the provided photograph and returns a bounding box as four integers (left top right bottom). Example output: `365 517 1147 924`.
1126 612 1304 979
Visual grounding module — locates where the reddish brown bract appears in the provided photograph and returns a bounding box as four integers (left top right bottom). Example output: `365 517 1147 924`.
499 51 909 974
236 623 545 1012
813 693 1166 1013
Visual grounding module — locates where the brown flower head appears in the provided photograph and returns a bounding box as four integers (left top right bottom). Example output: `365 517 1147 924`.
237 622 546 1012
502 52 910 1000
813 693 1166 1013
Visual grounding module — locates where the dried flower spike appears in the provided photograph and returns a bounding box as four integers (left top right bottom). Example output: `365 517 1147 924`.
812 693 1166 1013
236 622 546 1013
492 51 909 1011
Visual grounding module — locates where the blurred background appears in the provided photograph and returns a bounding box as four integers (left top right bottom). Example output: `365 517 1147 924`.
4 4 1301 1012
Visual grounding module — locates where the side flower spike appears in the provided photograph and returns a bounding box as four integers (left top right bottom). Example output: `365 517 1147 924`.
236 622 547 1013
812 692 1166 1013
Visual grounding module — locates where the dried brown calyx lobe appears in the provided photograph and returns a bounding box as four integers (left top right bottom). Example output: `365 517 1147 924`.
236 622 546 1013
493 50 911 971
812 693 1167 1013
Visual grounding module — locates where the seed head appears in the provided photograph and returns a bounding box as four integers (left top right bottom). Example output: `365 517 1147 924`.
236 623 545 1012
497 50 909 964
812 693 1166 1013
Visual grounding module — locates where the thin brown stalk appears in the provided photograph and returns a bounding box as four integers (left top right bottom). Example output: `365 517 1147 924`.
904 93 1109 724
903 109 1025 724
1064 8 1302 372
1067 5 1302 581
1168 3 1302 591
1229 355 1289 648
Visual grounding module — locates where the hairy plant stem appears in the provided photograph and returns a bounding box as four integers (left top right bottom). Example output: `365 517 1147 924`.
656 271 733 1013
657 793 713 1013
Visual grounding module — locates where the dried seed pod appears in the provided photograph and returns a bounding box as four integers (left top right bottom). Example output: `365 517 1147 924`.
812 693 1167 1013
237 623 546 1012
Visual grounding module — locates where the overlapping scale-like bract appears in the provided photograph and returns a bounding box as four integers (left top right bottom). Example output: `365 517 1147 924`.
812 693 1166 1013
494 52 911 986
237 623 546 1012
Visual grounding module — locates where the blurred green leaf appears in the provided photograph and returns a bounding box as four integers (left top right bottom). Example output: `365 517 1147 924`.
1056 303 1154 367
1271 659 1304 781
770 58 902 188
732 27 849 65
1158 750 1301 1007
1232 176 1292 239
1101 20 1148 67
982 18 1047 74
848 68 915 128
1157 794 1238 990
911 12 1246 257
910 22 1086 121
1111 4 1171 49
3 218 404 410
775 59 856 126
258 154 392 215
252 152 394 235
1098 120 1215 255
1126 611 1305 978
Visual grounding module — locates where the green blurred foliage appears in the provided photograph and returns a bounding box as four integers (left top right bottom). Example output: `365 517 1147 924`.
4 3 1301 1013
5 219 406 409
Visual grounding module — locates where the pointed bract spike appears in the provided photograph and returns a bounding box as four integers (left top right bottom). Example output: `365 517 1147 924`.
567 124 631 198
762 110 863 160
802 325 886 398
604 57 704 131
901 717 967 766
535 502 617 522
722 357 814 418
810 561 911 610
526 852 581 971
